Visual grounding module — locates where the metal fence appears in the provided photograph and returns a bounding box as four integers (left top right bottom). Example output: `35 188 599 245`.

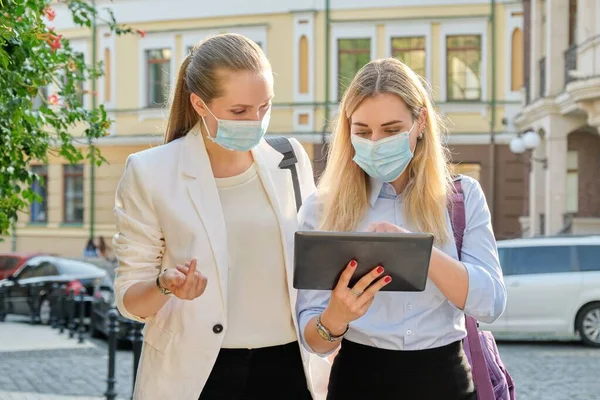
0 282 143 400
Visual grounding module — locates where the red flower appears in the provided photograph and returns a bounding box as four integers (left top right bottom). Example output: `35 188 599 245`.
44 6 56 21
48 94 60 105
45 31 63 51
136 29 146 38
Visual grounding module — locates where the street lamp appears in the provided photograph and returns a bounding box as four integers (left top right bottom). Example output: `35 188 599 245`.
509 130 548 169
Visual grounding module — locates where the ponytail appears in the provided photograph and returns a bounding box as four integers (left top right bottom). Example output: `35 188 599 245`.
164 56 198 144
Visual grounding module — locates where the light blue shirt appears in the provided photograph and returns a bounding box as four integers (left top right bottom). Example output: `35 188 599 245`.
296 175 507 354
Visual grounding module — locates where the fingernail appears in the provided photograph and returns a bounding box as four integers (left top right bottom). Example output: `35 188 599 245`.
384 276 392 283
350 260 357 267
376 266 384 274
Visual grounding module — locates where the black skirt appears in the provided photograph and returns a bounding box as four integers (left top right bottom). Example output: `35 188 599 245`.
199 341 311 400
327 339 477 400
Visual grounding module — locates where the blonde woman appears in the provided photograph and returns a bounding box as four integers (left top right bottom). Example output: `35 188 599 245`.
113 34 329 400
296 58 506 400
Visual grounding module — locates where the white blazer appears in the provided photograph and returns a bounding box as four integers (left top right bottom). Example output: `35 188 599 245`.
112 128 330 400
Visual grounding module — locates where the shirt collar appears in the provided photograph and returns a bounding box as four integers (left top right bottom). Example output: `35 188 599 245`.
367 176 409 207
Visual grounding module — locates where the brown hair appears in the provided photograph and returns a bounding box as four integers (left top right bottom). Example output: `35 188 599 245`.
164 33 271 143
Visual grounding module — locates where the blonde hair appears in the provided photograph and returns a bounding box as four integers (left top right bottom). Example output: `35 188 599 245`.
164 34 271 143
318 58 453 243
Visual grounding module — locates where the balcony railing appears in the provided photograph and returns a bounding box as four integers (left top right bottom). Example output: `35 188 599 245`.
564 44 578 86
539 57 546 98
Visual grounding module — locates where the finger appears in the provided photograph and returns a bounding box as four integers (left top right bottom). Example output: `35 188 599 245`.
182 260 198 287
195 273 208 296
335 259 358 290
365 223 377 232
352 265 385 294
163 270 186 290
176 265 189 274
359 275 392 306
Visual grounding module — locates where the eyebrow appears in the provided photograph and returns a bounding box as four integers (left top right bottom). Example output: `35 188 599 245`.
352 120 404 127
231 96 274 108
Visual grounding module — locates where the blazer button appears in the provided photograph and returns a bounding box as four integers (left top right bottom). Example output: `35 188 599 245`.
212 324 223 334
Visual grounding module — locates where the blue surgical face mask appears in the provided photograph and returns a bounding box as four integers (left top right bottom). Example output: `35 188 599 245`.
351 123 415 182
201 104 271 152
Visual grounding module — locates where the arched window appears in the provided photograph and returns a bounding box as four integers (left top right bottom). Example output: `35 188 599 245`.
511 28 524 92
299 35 309 94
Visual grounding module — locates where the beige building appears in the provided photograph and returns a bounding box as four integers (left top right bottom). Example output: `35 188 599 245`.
513 0 600 236
2 0 526 256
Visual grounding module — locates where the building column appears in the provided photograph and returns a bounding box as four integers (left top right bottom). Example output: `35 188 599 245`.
544 116 570 235
529 0 540 99
545 0 570 96
529 137 546 236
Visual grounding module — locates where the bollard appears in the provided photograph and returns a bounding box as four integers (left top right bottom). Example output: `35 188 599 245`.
78 288 87 344
50 283 59 329
58 284 67 334
131 321 144 398
0 283 6 322
104 308 119 400
68 289 76 339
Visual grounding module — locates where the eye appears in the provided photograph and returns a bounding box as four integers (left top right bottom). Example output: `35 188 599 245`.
260 102 271 109
354 131 370 136
384 129 401 134
231 109 246 115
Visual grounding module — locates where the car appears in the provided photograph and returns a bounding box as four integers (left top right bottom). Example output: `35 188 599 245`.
90 274 142 342
0 255 107 325
0 252 47 280
480 235 600 347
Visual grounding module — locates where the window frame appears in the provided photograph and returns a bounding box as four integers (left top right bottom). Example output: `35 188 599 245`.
145 48 173 108
30 164 48 224
440 19 488 103
138 34 176 111
62 164 84 224
330 24 377 103
385 23 431 82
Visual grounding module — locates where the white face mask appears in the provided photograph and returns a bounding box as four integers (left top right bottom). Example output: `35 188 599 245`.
201 103 271 152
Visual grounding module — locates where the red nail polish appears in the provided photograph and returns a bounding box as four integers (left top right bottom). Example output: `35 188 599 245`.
384 276 392 283
376 266 384 274
350 260 357 268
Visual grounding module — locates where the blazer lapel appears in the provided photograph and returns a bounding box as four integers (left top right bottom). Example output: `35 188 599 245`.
181 129 228 308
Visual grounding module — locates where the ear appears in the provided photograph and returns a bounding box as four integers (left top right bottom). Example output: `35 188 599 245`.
190 93 208 117
417 107 428 138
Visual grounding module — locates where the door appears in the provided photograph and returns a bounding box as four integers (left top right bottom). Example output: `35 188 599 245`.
7 264 39 315
503 245 582 334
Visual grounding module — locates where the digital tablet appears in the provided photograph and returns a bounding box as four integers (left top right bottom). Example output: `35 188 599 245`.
293 231 434 292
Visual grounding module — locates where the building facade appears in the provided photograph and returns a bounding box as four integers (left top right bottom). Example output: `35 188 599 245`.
2 0 526 256
514 0 600 236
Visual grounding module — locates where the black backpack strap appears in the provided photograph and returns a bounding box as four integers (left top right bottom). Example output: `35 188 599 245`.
265 136 303 212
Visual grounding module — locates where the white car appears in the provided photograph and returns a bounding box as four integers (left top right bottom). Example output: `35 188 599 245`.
480 235 600 347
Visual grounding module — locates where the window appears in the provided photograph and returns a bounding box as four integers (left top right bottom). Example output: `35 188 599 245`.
17 265 37 280
30 165 48 223
391 37 426 77
146 49 172 107
61 53 85 106
566 150 578 213
446 35 482 101
576 246 600 272
299 35 309 94
451 163 481 182
503 246 573 275
511 28 524 92
63 164 84 224
568 0 577 46
337 38 371 100
35 262 59 277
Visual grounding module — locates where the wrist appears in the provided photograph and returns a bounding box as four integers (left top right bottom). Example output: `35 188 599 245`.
156 270 172 296
320 309 349 337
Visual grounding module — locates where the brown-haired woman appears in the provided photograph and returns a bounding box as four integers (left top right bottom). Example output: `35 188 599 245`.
113 34 329 400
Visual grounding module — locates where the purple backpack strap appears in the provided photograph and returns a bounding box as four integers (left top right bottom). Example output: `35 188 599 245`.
449 178 496 400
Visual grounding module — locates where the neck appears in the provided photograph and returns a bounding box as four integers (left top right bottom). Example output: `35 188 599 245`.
203 136 254 178
390 171 410 194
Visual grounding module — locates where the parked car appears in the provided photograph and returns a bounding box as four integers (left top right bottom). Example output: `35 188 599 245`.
480 235 600 347
0 255 107 325
90 275 140 342
0 252 47 280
